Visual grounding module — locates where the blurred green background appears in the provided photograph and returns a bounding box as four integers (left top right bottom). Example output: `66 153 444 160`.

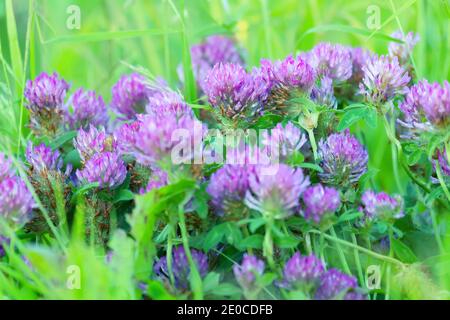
0 0 449 194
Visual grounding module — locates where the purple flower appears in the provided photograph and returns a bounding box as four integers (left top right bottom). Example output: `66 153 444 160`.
74 126 117 162
146 90 193 118
359 54 410 105
350 47 373 84
283 252 325 286
318 129 368 186
114 121 141 155
203 63 268 127
389 31 420 65
0 153 15 181
76 152 127 189
132 113 205 166
306 43 353 82
24 72 70 135
0 176 35 228
140 168 168 194
359 190 404 223
436 148 450 176
207 164 253 216
111 73 150 120
65 88 108 129
185 35 245 92
302 184 341 224
261 122 307 160
311 76 337 108
314 268 359 300
233 254 265 290
245 164 310 218
26 142 65 176
154 246 208 290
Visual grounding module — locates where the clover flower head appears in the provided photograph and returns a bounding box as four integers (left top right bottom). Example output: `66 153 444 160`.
0 177 35 229
350 47 373 84
359 54 410 105
359 190 404 223
233 254 265 291
261 122 307 160
26 142 63 173
314 268 360 300
389 31 420 64
65 88 108 129
111 73 150 119
154 246 208 290
245 164 310 218
307 43 353 82
311 76 337 108
283 252 325 286
74 125 117 162
114 120 141 155
76 152 126 189
318 129 368 186
0 153 15 181
302 184 340 224
146 90 193 118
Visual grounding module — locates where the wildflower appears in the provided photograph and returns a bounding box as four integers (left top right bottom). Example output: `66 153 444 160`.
311 76 337 108
245 164 310 218
185 35 245 92
114 120 141 155
111 73 150 120
314 268 360 300
306 43 353 82
154 246 208 290
0 177 35 229
359 190 404 223
74 126 117 162
359 54 410 106
436 148 450 176
65 88 108 129
203 63 268 127
318 129 368 186
140 168 168 194
76 152 127 189
0 153 15 181
146 90 193 118
233 254 265 291
282 252 325 287
388 31 420 65
24 72 70 136
302 184 340 224
26 142 63 174
261 122 307 161
349 47 373 84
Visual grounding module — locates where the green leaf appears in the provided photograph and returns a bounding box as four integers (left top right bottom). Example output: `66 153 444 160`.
203 272 221 293
337 107 367 131
249 218 266 233
252 113 283 129
202 224 226 251
113 189 135 203
146 280 176 300
274 234 300 248
213 283 241 296
338 210 363 223
364 107 378 129
50 130 77 149
238 235 264 250
193 184 209 219
391 238 418 264
297 162 323 173
64 149 81 168
258 273 277 287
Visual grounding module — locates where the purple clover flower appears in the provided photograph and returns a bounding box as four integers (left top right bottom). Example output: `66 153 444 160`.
203 63 269 127
436 148 450 176
245 164 310 218
0 176 35 228
26 142 63 173
359 54 410 105
318 129 368 186
389 31 420 65
350 47 373 84
111 73 150 120
302 184 341 224
359 190 404 223
76 152 127 189
185 35 245 92
0 153 15 181
233 254 265 291
114 121 141 156
140 168 168 194
306 43 353 82
207 164 254 216
311 76 337 108
314 268 360 300
65 88 108 129
154 246 208 290
261 122 307 161
24 72 70 135
283 252 325 287
146 90 193 118
74 126 117 162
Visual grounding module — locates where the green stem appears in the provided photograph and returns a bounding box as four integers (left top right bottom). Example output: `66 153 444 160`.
429 206 444 254
382 114 403 193
350 231 365 286
305 232 313 255
166 216 176 286
309 230 405 268
242 225 253 255
177 196 203 300
435 160 450 203
307 129 318 161
264 219 275 270
385 228 394 300
329 226 351 275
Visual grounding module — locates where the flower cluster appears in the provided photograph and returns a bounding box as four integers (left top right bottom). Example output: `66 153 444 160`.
388 31 420 65
261 122 307 161
301 184 341 224
233 254 265 292
359 190 404 223
65 88 108 129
